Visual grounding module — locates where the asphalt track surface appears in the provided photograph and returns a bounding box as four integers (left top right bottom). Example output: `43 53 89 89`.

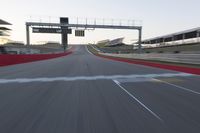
0 45 200 133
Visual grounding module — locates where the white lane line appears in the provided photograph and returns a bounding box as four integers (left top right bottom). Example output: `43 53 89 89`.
113 80 163 121
154 79 200 95
85 45 94 55
0 73 193 84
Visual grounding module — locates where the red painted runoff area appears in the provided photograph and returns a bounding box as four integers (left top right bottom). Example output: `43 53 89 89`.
0 51 72 67
96 54 200 75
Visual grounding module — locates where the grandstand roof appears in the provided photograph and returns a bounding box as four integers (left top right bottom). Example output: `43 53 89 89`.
106 37 124 46
0 19 11 25
97 39 110 44
142 27 200 44
0 27 11 30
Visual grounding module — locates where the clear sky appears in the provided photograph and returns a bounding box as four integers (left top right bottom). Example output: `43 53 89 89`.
0 0 199 44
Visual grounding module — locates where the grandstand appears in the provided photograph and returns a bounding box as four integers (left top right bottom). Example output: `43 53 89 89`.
1 41 62 54
96 39 110 47
96 38 124 47
94 27 200 54
0 44 64 54
142 27 200 46
0 19 11 45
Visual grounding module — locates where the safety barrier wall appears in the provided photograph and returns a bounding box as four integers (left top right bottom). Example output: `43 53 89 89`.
88 45 200 74
101 53 200 65
95 53 200 75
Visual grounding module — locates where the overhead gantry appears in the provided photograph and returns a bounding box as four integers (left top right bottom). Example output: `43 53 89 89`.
26 17 143 53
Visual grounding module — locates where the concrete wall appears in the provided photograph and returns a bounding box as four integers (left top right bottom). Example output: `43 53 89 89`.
101 53 200 65
5 47 40 54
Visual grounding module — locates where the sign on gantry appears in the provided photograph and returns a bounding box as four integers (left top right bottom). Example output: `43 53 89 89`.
32 27 72 34
75 30 85 37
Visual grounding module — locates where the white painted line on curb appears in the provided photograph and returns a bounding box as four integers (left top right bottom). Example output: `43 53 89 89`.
85 45 94 55
154 78 200 95
113 80 163 121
